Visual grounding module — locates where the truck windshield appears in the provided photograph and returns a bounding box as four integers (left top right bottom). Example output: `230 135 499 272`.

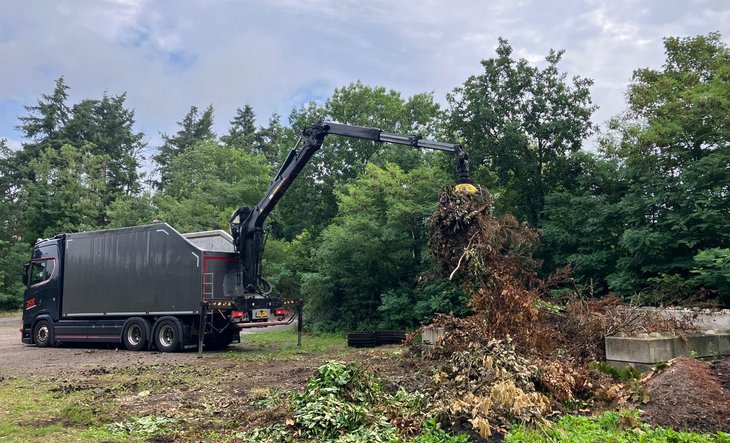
29 259 55 286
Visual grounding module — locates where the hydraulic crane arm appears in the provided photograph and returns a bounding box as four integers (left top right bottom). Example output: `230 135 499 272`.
229 121 470 292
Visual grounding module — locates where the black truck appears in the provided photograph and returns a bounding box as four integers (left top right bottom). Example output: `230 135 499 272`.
20 121 471 352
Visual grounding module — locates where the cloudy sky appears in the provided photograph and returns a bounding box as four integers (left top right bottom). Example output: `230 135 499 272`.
0 0 727 155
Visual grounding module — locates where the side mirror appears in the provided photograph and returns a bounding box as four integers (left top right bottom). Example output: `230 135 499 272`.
22 263 29 286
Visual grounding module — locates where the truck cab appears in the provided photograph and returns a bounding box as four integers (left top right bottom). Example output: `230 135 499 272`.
21 237 63 345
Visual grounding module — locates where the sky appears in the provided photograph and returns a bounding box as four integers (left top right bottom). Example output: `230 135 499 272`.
0 0 727 159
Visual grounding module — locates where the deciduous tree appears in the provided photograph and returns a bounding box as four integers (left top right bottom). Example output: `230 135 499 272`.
447 38 596 225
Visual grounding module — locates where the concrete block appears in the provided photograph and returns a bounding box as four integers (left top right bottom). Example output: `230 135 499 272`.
422 327 446 345
637 307 730 332
421 326 446 356
605 333 730 365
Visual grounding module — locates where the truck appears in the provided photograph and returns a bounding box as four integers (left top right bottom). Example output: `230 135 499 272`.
20 121 471 352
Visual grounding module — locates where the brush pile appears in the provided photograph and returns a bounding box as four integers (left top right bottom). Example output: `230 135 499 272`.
420 185 695 438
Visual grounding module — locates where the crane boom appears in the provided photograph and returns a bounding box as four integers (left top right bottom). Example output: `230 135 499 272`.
229 121 470 293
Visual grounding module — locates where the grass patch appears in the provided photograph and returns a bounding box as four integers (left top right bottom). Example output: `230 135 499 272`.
0 378 129 443
505 411 730 443
229 327 350 360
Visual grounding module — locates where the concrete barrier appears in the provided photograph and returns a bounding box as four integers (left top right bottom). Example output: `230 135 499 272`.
605 332 730 369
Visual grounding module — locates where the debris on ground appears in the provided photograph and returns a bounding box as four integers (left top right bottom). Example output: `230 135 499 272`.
640 357 730 432
429 340 550 439
415 185 703 438
427 185 694 361
241 360 470 442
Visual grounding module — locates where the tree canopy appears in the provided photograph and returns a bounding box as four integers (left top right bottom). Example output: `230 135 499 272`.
447 38 596 225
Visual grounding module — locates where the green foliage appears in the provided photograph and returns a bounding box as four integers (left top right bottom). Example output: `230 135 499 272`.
221 104 257 150
505 411 729 443
159 139 271 227
604 33 730 300
62 92 145 199
693 248 730 304
221 106 291 168
378 280 470 329
154 105 216 189
277 81 443 238
243 361 467 443
541 33 729 305
0 241 31 309
589 362 641 381
540 152 625 294
291 361 385 439
105 193 157 228
107 415 176 436
447 38 596 225
117 140 274 232
302 163 454 331
229 327 348 361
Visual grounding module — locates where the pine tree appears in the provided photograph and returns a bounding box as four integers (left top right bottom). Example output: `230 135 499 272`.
154 105 215 189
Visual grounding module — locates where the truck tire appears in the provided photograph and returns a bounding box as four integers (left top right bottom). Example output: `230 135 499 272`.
122 318 149 351
154 319 180 352
33 320 53 347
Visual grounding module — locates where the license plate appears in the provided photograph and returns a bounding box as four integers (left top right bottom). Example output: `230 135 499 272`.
256 310 269 318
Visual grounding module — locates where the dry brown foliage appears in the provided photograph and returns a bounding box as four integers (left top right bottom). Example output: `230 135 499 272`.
420 185 698 422
429 186 559 354
428 186 694 362
429 340 551 438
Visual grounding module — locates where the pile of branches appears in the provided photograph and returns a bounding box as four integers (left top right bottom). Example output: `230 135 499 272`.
429 186 558 354
428 185 693 361
419 185 696 436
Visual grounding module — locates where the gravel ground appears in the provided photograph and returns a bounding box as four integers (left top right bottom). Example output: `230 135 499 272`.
0 315 294 376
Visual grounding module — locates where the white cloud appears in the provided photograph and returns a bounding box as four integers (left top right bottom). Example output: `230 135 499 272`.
0 0 727 152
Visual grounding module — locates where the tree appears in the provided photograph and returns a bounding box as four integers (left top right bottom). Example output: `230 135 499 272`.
603 33 729 299
221 104 257 149
540 152 626 294
154 140 272 231
222 107 294 168
276 81 442 238
301 163 452 331
447 38 596 225
62 93 145 210
16 77 71 148
0 139 29 309
13 77 72 181
154 105 215 189
18 145 108 240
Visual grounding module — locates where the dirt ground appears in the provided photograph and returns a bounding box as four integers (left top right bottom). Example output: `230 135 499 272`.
641 356 730 433
0 315 424 442
0 315 408 379
2 315 728 441
0 316 204 375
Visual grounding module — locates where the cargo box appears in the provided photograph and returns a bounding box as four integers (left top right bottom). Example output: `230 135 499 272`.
61 223 240 317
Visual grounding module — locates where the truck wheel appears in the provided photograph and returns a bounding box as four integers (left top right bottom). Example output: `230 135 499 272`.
33 320 53 347
154 319 179 352
122 318 149 351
